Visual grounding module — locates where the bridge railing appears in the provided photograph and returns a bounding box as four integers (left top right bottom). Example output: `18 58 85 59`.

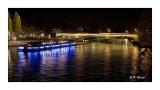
56 33 138 38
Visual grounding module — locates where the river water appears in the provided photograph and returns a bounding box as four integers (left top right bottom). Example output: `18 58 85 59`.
8 42 152 82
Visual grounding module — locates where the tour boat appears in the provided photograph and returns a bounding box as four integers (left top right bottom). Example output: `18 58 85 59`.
18 41 76 52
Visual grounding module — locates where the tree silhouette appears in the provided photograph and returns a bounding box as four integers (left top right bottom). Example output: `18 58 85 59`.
138 9 152 42
8 11 13 33
13 11 22 36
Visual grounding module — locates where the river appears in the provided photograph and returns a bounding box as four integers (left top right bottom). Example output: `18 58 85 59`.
8 42 152 82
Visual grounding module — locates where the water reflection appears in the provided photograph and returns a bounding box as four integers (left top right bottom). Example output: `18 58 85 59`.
130 48 152 81
8 43 151 82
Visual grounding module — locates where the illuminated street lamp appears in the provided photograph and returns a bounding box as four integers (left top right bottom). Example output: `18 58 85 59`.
125 30 128 33
107 28 111 33
134 28 138 33
40 33 44 37
78 26 84 32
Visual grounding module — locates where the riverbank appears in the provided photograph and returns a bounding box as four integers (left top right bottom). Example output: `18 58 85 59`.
132 40 152 48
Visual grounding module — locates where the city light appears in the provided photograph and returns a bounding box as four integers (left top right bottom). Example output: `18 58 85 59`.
8 8 152 82
134 28 138 33
18 47 24 49
107 28 111 33
125 30 128 33
57 33 138 38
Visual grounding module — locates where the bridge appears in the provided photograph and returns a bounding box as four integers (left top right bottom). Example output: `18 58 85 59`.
56 33 138 40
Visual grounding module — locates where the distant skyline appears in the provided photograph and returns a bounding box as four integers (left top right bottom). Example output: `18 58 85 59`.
8 8 152 32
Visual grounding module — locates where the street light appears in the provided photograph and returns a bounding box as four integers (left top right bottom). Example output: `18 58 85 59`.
125 30 128 33
107 28 111 33
134 28 138 33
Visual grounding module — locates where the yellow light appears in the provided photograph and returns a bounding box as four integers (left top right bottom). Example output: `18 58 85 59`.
57 33 138 38
134 28 138 33
125 30 128 33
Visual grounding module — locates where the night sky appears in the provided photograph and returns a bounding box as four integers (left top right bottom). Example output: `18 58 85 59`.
8 8 151 32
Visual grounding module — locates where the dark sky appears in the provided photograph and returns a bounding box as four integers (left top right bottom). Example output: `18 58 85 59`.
8 8 151 32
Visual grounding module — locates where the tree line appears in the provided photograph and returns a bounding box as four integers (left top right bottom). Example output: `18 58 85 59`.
8 11 22 37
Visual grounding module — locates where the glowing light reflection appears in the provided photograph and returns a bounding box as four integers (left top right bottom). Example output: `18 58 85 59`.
18 47 24 49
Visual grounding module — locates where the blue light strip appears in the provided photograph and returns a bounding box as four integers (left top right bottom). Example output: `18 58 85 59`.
51 45 60 47
70 42 76 45
18 43 76 51
27 47 33 49
40 46 44 49
34 47 39 49
61 44 69 46
18 47 24 49
45 46 50 48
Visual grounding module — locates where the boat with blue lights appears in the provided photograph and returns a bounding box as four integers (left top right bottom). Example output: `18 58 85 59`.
18 41 76 52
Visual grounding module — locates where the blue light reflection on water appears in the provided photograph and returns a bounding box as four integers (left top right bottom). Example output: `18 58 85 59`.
16 46 76 81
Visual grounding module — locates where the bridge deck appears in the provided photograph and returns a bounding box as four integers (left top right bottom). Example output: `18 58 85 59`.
57 33 138 38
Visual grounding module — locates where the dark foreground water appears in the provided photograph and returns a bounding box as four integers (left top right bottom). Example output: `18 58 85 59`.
9 43 152 82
